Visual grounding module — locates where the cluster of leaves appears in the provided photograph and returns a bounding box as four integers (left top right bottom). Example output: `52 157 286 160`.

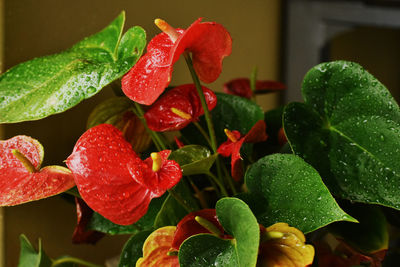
1 11 400 267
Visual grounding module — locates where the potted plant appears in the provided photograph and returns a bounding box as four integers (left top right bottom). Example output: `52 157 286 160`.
0 11 398 266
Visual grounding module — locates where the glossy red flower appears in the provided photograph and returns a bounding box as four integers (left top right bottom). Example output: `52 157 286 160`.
66 124 182 225
217 120 268 181
223 78 286 99
122 18 232 105
0 135 75 206
171 209 227 250
128 150 182 198
144 84 217 132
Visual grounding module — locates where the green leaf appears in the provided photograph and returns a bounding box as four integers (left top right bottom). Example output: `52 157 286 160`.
154 180 199 228
86 96 134 129
169 145 218 176
88 194 167 235
328 204 388 254
283 61 400 209
179 197 259 267
18 234 52 267
118 230 152 267
0 11 146 123
243 154 356 234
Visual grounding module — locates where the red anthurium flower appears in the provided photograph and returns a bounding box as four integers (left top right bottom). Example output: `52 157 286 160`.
217 120 268 181
0 135 75 206
122 18 232 105
66 124 182 225
72 197 105 244
171 209 228 250
223 78 286 99
127 150 182 198
144 84 217 132
174 137 185 148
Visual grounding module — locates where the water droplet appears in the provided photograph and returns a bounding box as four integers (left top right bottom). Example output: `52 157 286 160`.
87 86 96 94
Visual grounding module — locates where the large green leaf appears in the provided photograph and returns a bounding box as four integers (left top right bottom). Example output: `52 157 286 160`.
18 235 52 267
243 154 356 233
169 145 218 176
88 194 167 235
283 61 400 209
0 11 146 123
179 197 259 267
118 230 152 267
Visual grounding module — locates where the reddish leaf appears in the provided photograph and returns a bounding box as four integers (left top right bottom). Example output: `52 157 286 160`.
0 136 75 206
72 197 104 244
122 18 231 105
171 209 226 250
66 124 152 225
144 84 217 131
136 226 179 267
223 78 286 99
128 150 182 198
217 120 267 181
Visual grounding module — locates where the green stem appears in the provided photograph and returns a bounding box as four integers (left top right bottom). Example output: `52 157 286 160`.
168 188 195 213
183 53 217 153
206 171 228 197
51 257 102 267
65 187 81 199
193 121 212 147
220 159 237 195
132 103 167 151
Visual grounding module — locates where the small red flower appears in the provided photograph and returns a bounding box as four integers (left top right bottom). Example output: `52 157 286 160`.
128 150 182 198
66 124 182 225
223 78 286 99
144 84 217 132
217 120 268 181
122 18 232 105
0 135 75 206
171 209 227 250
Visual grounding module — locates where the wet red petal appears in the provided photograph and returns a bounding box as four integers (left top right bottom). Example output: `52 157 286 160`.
144 84 217 132
223 78 253 99
66 124 152 225
172 18 232 83
121 29 184 105
128 150 182 198
122 18 231 105
72 197 105 244
0 136 75 206
243 120 268 143
172 209 225 250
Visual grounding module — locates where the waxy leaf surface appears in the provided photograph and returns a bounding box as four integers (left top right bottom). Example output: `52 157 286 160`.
179 198 259 267
119 230 152 267
169 145 217 176
243 154 355 234
283 61 400 209
0 11 146 123
0 135 75 206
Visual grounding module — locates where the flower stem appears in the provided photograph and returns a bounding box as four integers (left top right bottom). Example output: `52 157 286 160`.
206 171 228 197
183 53 217 153
132 103 167 151
51 257 102 267
168 188 195 213
193 121 212 147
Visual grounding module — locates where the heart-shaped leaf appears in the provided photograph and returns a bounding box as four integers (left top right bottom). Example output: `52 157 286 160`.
169 145 217 176
242 154 356 234
119 230 152 267
0 135 75 206
283 61 400 209
0 11 146 123
18 235 52 267
179 197 259 267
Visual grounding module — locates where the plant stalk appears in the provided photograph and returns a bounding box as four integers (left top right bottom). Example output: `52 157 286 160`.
51 257 102 267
